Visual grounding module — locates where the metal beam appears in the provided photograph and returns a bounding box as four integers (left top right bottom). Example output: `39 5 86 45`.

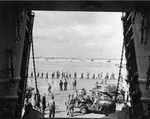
1 1 141 12
25 1 138 12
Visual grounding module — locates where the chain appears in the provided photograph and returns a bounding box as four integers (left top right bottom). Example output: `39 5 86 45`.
15 6 23 42
31 35 38 93
132 2 147 45
115 38 125 102
30 12 38 93
140 12 146 45
146 54 150 90
6 49 15 87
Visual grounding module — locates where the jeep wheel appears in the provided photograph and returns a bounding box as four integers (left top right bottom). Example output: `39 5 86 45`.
103 108 111 116
80 106 88 114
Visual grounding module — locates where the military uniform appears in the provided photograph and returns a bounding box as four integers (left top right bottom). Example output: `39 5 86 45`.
64 80 68 90
74 72 77 79
48 97 55 118
80 73 84 79
68 95 75 117
41 95 46 113
59 80 63 91
86 72 89 79
72 79 77 90
66 95 71 115
48 84 52 93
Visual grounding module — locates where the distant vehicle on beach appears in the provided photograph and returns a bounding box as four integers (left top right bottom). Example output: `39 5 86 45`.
107 60 111 62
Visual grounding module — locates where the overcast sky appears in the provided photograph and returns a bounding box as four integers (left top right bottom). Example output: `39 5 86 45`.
33 11 123 59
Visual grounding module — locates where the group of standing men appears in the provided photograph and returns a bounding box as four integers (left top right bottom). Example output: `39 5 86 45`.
65 88 87 117
59 79 68 91
24 84 55 118
59 79 77 91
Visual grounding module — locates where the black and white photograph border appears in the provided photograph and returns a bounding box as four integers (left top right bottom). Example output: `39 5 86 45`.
0 1 147 119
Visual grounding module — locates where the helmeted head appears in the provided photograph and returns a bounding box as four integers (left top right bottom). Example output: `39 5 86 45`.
51 95 54 99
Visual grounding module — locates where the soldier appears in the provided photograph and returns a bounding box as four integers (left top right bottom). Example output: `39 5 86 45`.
92 91 101 107
41 93 46 113
104 78 107 84
52 72 55 79
61 72 63 79
113 73 115 79
34 90 41 111
74 90 79 99
105 73 109 79
64 79 68 91
66 94 71 115
81 88 86 96
41 72 44 78
66 72 69 79
121 87 125 101
51 72 53 79
74 72 77 79
45 72 48 79
56 70 59 79
72 79 77 90
68 95 75 117
126 91 129 102
80 72 84 79
95 82 99 89
121 75 124 83
59 80 63 91
23 98 33 118
61 72 65 79
58 71 60 79
37 72 40 78
86 72 90 79
48 95 55 118
96 73 101 79
110 73 115 79
69 73 71 79
100 72 103 79
30 72 33 78
33 93 36 109
48 83 52 94
92 73 95 79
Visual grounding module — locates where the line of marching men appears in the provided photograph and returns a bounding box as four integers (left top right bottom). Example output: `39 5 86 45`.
29 71 116 80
